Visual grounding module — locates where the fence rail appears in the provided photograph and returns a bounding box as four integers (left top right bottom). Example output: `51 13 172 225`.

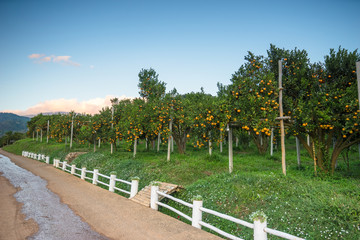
150 185 305 240
22 151 139 199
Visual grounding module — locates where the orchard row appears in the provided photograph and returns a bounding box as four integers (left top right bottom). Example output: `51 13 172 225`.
27 45 360 174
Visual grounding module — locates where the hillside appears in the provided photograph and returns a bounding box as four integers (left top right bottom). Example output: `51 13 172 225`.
0 113 30 137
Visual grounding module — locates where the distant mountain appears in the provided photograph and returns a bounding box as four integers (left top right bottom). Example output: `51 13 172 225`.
23 112 69 118
0 112 30 137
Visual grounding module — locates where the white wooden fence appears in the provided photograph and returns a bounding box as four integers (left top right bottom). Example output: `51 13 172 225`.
21 151 139 199
150 184 305 240
22 150 305 240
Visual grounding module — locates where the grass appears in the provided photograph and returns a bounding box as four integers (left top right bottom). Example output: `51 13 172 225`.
3 138 360 239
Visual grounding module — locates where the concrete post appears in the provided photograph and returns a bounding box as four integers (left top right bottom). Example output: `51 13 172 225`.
150 185 159 210
109 174 116 192
53 159 57 167
92 169 99 185
71 164 76 175
62 161 67 171
254 219 267 240
130 179 139 199
192 200 203 229
81 167 86 180
37 154 41 161
46 156 50 164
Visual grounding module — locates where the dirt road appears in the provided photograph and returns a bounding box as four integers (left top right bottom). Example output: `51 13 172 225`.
0 149 221 240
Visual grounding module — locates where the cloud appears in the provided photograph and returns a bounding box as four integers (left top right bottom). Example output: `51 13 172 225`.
28 53 45 59
4 95 132 116
28 53 80 66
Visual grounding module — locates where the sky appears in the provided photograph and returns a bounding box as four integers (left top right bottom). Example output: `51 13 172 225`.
0 0 359 116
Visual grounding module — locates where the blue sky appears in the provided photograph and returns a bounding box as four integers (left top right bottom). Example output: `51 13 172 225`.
0 0 359 115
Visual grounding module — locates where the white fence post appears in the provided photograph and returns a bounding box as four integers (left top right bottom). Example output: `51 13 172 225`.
92 169 99 185
46 156 50 164
62 161 67 171
109 173 116 192
71 164 76 175
192 199 203 229
55 159 59 168
150 185 159 210
53 159 57 167
37 154 41 160
130 178 139 198
254 219 267 240
81 167 86 180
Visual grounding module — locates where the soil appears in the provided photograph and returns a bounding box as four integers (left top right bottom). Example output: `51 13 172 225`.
0 149 222 240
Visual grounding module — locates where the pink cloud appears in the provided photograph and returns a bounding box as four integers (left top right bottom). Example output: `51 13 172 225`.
28 54 80 66
4 95 132 116
28 53 44 59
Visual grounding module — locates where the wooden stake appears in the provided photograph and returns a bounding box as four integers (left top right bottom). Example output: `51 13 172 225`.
47 120 49 143
228 125 233 173
278 60 286 175
356 61 360 162
270 128 274 156
312 142 317 176
167 119 172 161
296 136 301 168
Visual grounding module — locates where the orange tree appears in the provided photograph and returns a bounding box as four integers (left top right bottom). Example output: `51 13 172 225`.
268 45 360 173
190 90 225 150
224 52 279 154
292 48 359 173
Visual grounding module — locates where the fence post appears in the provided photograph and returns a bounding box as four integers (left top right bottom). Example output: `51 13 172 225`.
53 159 57 167
130 178 139 198
254 219 267 240
81 167 86 180
150 185 159 210
55 159 59 168
92 169 99 185
38 154 41 161
109 173 116 192
192 199 203 229
62 161 67 171
46 156 50 164
71 164 76 175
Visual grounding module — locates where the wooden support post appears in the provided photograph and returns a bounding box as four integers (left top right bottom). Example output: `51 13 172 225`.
92 169 98 185
228 124 233 173
150 185 159 210
47 120 49 143
157 133 160 152
81 167 86 180
296 137 301 168
192 199 203 229
70 115 74 149
278 60 286 176
130 179 139 199
167 119 172 162
220 130 223 153
356 61 360 161
133 138 137 158
270 128 274 156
